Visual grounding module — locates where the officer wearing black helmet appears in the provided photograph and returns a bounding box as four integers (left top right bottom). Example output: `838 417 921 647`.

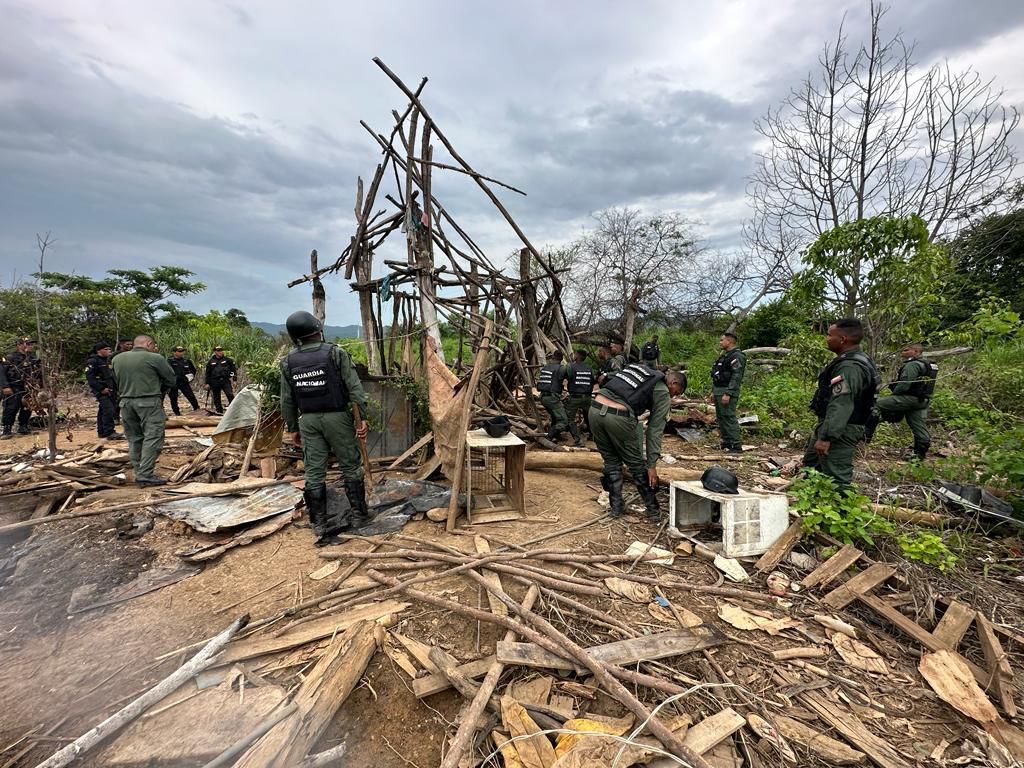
280 311 370 546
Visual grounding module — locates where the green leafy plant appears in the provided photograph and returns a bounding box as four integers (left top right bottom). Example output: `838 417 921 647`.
792 470 894 546
897 531 958 572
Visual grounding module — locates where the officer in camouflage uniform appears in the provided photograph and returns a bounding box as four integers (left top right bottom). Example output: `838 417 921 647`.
280 311 370 546
609 342 628 370
801 318 880 487
868 341 937 460
711 332 746 453
564 349 595 447
1 337 41 439
84 341 122 440
111 335 177 485
536 350 572 443
588 364 686 520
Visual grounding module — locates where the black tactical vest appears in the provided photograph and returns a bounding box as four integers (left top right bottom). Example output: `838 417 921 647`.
536 363 564 395
604 364 665 415
567 363 594 395
286 343 349 413
711 349 741 387
86 355 114 387
902 358 938 399
810 350 880 424
168 356 193 382
641 342 660 361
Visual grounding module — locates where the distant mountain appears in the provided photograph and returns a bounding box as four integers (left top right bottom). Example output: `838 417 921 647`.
252 321 361 340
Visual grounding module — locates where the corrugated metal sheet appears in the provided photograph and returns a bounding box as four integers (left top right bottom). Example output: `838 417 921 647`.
155 484 303 532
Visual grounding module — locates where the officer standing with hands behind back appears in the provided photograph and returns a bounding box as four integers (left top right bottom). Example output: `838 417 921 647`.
85 342 122 440
280 311 371 546
167 346 201 415
711 332 746 453
205 346 236 414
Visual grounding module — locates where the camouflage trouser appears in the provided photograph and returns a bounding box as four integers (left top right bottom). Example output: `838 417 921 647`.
589 403 646 480
120 397 166 477
712 388 741 449
299 410 363 490
801 421 864 488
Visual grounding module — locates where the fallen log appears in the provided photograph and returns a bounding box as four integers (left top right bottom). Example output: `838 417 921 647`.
525 451 701 481
33 615 249 768
869 503 948 527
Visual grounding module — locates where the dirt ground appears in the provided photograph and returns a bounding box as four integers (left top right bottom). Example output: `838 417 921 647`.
1 416 1022 767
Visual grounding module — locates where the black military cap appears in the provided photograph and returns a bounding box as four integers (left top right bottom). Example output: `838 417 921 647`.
93 341 112 352
213 345 224 351
18 336 36 344
173 345 186 351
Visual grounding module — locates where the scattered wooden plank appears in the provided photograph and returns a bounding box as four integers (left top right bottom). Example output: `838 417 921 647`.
821 564 896 610
474 536 508 616
776 670 912 768
976 612 1017 718
801 545 862 589
216 600 407 665
755 522 803 573
468 509 523 525
385 431 433 470
233 621 380 767
682 709 745 755
773 715 866 765
413 657 496 698
414 454 442 481
931 601 975 649
496 628 725 672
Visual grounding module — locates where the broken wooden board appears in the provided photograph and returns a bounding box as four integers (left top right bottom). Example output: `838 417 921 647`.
101 685 287 765
920 650 998 724
976 611 1017 718
234 621 380 767
467 509 523 525
217 600 407 665
831 633 889 674
801 544 862 589
414 657 495 698
773 715 866 765
496 627 725 673
776 669 911 768
821 563 895 610
754 521 803 573
385 431 433 470
682 708 746 755
931 600 975 648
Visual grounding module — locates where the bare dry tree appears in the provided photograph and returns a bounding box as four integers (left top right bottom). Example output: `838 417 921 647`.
34 232 59 461
748 0 1019 307
560 208 701 350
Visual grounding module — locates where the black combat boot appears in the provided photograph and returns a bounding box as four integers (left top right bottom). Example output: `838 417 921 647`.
606 471 625 518
345 479 371 530
305 486 342 547
863 410 880 443
545 427 561 442
0 428 11 441
568 423 583 448
636 478 661 522
912 440 930 461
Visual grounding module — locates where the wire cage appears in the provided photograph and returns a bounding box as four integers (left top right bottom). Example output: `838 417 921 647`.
463 429 526 521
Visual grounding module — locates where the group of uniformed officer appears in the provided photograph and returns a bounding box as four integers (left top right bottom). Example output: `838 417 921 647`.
527 319 937 520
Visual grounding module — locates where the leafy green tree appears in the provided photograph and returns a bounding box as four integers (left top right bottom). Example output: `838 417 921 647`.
39 266 205 324
225 308 251 327
787 215 952 355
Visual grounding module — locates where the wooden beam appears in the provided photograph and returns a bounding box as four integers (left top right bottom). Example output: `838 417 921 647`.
384 431 433 470
821 564 896 610
773 715 866 765
931 601 975 649
754 521 803 573
801 545 862 589
446 318 493 530
976 611 1017 718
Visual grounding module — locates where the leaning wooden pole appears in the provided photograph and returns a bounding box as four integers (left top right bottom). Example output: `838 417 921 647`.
32 615 250 768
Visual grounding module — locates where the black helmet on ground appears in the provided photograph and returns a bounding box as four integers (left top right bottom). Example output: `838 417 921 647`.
701 466 739 495
484 415 511 438
286 311 323 344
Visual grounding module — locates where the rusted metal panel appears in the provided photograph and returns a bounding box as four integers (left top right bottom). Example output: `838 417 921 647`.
155 484 303 532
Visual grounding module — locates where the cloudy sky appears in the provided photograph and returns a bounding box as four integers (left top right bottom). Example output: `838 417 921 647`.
1 1 1022 326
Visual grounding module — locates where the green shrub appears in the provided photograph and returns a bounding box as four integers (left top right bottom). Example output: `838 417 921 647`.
792 470 894 546
897 531 958 571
